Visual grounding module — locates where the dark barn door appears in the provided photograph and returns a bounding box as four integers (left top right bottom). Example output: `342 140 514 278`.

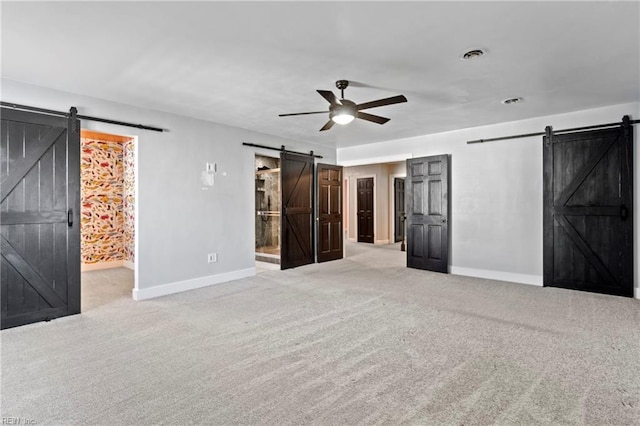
543 118 633 297
357 177 374 243
1 108 81 329
317 163 343 262
406 155 449 272
394 178 405 243
280 152 314 270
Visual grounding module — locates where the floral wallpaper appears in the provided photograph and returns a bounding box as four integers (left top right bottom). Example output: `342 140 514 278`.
122 140 135 263
81 137 134 265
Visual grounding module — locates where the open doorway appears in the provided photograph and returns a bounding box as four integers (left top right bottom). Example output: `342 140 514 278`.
80 130 135 309
344 161 406 247
393 177 405 243
255 154 281 265
357 177 375 243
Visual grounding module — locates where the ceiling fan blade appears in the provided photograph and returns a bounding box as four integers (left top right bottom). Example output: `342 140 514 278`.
319 120 335 131
356 95 407 111
279 111 327 117
317 90 341 105
357 111 390 125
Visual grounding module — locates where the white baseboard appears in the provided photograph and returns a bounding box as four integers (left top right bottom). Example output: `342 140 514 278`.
82 260 124 272
375 239 390 245
132 267 256 301
123 260 135 270
450 266 543 286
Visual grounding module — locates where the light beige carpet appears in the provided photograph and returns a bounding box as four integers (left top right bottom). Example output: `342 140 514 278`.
1 242 639 425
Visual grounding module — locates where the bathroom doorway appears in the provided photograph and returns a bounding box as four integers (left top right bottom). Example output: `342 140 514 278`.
255 155 281 264
80 130 136 308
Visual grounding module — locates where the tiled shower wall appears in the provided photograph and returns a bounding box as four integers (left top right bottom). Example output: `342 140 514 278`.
255 156 280 250
81 137 135 265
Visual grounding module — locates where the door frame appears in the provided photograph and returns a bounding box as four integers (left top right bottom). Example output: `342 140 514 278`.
389 173 406 243
345 174 378 244
354 174 376 243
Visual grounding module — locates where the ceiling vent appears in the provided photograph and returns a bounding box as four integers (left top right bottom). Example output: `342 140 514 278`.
461 49 486 60
502 97 524 105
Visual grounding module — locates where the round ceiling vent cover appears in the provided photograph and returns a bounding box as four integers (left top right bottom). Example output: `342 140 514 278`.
461 49 486 60
502 97 524 105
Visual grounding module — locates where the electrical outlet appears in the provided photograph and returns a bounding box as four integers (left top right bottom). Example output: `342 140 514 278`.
207 253 217 263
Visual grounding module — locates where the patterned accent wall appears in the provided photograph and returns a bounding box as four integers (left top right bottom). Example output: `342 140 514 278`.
122 140 135 263
81 136 135 265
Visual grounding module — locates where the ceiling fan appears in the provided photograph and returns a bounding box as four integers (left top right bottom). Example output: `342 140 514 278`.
279 80 407 132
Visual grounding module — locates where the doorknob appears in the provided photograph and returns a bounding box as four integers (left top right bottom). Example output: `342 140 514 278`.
442 218 447 223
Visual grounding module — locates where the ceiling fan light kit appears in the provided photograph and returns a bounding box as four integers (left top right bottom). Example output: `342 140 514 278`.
279 79 407 132
330 100 357 125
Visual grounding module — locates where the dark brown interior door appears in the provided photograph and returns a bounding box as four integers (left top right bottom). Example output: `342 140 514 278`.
394 177 405 243
1 108 81 329
317 163 343 262
406 155 449 272
357 177 374 243
543 117 633 297
280 152 314 270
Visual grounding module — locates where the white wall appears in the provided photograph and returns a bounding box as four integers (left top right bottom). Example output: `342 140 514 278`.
4 78 637 299
1 79 336 300
338 102 640 297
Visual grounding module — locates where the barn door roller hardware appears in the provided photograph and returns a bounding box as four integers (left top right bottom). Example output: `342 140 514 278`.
242 142 323 159
467 116 638 144
1 101 164 132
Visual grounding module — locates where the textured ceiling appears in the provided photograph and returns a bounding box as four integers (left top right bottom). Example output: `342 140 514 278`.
2 1 639 148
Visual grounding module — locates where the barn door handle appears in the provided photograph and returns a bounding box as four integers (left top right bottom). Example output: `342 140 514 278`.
620 205 628 220
68 208 73 227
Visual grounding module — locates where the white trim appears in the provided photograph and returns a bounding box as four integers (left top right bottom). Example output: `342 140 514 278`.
635 287 639 300
81 260 125 272
375 239 390 245
123 260 135 270
132 267 256 301
133 136 140 298
450 266 542 286
338 153 411 167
